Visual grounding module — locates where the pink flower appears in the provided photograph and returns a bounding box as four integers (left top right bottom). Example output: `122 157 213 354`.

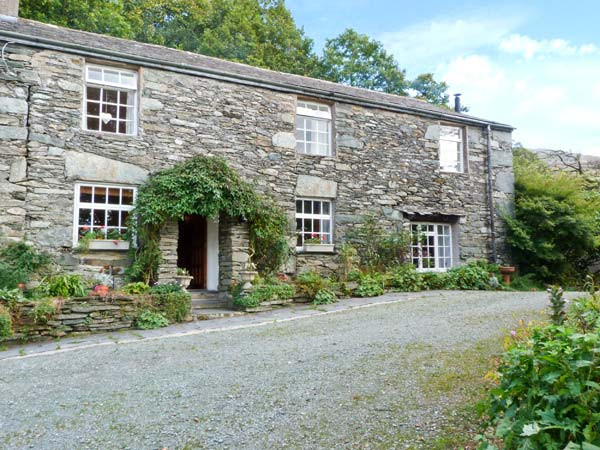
510 330 517 337
113 240 119 245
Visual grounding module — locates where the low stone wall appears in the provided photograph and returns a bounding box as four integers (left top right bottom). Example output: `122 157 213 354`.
6 295 140 342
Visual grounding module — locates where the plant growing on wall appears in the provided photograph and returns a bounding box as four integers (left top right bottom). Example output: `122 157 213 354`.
127 156 290 283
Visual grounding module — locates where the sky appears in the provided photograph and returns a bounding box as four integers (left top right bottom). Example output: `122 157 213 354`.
287 0 600 155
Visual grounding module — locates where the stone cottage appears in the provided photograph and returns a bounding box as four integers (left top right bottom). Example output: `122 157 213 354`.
0 1 514 295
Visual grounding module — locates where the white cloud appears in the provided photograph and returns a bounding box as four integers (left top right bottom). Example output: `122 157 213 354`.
499 34 598 59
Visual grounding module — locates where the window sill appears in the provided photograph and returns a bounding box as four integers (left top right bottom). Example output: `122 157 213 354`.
78 129 140 141
439 169 468 175
297 244 335 253
416 267 449 273
87 240 130 251
296 152 336 159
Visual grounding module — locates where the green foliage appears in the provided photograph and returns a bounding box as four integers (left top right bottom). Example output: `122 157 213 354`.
548 285 566 325
149 282 182 295
232 277 296 309
313 288 337 305
410 73 450 107
509 273 544 291
346 214 411 272
447 262 491 290
121 282 150 295
386 264 423 292
338 243 360 281
150 291 191 322
36 274 87 298
129 156 289 282
29 299 56 324
135 310 169 329
0 242 50 289
420 271 449 290
0 305 12 338
506 148 600 283
355 273 385 297
295 270 334 300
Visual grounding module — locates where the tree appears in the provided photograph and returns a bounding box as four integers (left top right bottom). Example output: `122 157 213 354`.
409 73 449 106
319 28 408 95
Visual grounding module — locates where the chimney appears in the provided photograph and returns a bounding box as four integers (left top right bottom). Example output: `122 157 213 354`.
0 0 18 19
454 93 461 113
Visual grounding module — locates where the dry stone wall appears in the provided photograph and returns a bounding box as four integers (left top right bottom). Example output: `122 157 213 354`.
0 43 514 285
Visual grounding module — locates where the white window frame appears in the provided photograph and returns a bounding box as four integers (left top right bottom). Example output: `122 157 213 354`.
72 182 137 246
295 198 333 249
439 125 465 173
295 100 333 156
410 222 453 271
83 64 138 135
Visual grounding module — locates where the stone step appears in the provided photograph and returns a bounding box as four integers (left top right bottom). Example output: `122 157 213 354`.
193 308 246 320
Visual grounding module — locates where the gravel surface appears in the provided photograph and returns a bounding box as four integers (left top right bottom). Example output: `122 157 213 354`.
0 291 555 449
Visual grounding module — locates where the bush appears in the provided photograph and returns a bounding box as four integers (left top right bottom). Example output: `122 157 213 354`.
233 277 296 309
420 271 450 290
386 264 423 291
295 271 334 300
313 289 337 305
29 299 56 324
151 291 191 322
149 282 182 295
135 310 169 329
0 305 12 338
36 274 87 298
446 262 491 290
355 273 385 297
122 282 150 295
0 242 50 289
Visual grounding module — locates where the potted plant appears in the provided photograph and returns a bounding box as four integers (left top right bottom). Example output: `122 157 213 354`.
78 227 130 251
174 267 194 289
303 234 334 253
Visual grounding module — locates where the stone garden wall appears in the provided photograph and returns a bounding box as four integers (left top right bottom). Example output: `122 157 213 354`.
0 43 514 285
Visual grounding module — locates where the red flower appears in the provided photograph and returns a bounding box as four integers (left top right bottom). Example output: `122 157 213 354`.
17 283 25 290
113 240 119 245
81 226 89 231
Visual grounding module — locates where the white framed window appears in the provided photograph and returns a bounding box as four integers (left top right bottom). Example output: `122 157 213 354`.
72 183 136 244
439 125 465 173
83 65 138 135
410 223 452 271
295 100 332 156
295 198 333 247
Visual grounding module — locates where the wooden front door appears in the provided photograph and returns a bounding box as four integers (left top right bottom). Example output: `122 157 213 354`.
177 215 207 289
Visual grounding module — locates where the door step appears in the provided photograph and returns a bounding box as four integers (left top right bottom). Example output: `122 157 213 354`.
188 290 227 309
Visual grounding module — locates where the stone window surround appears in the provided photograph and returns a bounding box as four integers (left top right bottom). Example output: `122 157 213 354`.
82 63 139 136
410 222 453 272
295 98 334 157
439 123 468 174
295 197 334 251
71 181 137 247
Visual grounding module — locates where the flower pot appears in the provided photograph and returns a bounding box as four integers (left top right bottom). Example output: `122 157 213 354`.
88 239 130 251
174 275 194 289
302 244 334 253
239 270 258 291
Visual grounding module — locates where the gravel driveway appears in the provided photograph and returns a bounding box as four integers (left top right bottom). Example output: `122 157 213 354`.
0 291 555 449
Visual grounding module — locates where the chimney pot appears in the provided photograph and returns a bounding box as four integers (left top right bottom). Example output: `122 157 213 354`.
454 93 462 113
0 0 18 18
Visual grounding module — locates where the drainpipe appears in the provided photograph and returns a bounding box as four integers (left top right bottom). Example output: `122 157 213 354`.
486 124 497 263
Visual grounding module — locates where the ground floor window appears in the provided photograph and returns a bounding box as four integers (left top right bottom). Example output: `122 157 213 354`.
295 198 333 247
410 222 452 270
73 183 136 243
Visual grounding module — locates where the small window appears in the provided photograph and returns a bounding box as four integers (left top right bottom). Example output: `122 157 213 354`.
410 223 452 271
295 198 333 247
439 125 465 172
295 101 332 156
84 65 138 135
73 183 136 244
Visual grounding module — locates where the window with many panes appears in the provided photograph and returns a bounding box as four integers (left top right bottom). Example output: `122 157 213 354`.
439 125 465 173
410 223 452 271
295 101 332 156
73 183 136 244
84 65 138 135
295 199 333 247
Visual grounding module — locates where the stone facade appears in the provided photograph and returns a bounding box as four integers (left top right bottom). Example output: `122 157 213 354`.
0 34 514 289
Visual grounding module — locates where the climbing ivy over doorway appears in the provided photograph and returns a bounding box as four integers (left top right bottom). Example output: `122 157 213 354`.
126 156 290 283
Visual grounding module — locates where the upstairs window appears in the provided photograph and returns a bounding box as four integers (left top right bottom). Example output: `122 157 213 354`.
410 223 452 271
439 125 465 172
295 199 333 247
295 101 332 156
84 65 138 135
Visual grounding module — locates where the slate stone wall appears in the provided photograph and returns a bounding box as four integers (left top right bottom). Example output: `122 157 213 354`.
0 43 514 286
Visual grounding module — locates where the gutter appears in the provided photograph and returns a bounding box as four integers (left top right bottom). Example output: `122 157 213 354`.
0 30 514 132
486 124 497 263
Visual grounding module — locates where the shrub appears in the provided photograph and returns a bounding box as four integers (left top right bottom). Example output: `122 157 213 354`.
509 273 543 291
386 264 423 292
446 262 491 290
567 292 600 333
29 299 56 324
233 277 296 309
122 282 150 295
355 273 385 297
149 283 182 295
0 305 12 338
151 291 191 322
313 289 337 305
421 271 450 290
295 271 333 300
135 310 169 329
0 242 50 289
338 243 360 281
36 274 87 298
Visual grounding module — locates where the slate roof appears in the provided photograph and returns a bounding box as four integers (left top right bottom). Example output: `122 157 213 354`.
0 17 514 131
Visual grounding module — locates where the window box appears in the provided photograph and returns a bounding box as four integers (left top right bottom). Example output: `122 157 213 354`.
87 239 130 251
302 243 335 253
